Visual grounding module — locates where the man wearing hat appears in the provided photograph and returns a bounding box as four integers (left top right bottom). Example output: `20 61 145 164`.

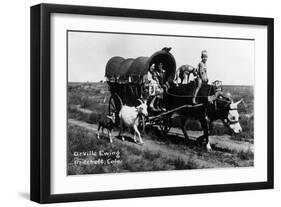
193 50 209 104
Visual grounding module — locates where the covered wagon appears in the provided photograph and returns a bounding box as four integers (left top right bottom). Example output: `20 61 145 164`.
105 47 177 119
104 47 241 149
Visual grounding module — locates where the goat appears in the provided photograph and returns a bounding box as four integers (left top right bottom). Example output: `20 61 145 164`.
96 114 115 143
118 99 148 144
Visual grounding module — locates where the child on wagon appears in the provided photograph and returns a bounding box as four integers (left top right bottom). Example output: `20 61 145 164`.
193 50 209 105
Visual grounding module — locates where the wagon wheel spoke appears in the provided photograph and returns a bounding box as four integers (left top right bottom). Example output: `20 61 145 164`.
109 101 116 114
138 115 146 134
108 97 116 115
108 95 120 126
181 119 190 143
159 116 171 135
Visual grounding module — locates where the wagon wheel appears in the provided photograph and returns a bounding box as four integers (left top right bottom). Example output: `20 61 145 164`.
159 116 172 136
108 94 122 126
140 84 148 99
138 115 146 134
108 95 116 115
181 118 190 144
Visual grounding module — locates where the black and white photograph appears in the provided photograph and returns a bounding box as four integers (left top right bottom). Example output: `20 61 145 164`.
28 2 274 204
67 31 254 175
0 0 278 205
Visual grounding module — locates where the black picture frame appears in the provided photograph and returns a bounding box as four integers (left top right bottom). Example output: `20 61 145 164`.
30 3 274 204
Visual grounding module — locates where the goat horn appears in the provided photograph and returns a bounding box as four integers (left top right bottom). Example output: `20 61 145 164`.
137 98 144 104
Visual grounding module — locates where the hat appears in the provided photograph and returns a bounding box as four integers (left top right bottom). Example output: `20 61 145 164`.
201 50 208 58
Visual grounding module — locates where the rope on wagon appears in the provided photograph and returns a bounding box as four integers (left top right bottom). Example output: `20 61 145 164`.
148 103 204 121
165 91 210 98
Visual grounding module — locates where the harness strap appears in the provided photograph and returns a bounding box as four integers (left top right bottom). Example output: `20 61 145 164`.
165 91 211 98
223 119 239 127
227 119 239 124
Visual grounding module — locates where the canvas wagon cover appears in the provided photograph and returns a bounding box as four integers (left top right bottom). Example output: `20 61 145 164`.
105 48 177 83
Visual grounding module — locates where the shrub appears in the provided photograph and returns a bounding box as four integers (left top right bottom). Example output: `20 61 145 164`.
68 93 82 105
173 157 197 170
237 149 254 160
80 96 93 108
88 113 100 124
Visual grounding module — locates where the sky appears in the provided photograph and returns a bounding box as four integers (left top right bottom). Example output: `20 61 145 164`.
68 31 254 85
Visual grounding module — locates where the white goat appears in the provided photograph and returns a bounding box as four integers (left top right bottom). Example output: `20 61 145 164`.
118 99 148 144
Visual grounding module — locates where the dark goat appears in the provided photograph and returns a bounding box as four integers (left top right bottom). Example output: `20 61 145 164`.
96 114 115 143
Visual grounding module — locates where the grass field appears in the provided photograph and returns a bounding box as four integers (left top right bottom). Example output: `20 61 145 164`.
67 82 254 175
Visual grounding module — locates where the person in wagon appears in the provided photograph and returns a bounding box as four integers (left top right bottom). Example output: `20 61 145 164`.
158 62 166 86
146 64 158 95
145 64 162 111
192 50 209 105
146 63 153 78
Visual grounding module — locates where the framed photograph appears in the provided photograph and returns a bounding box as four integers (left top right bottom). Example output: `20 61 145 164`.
30 3 274 203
